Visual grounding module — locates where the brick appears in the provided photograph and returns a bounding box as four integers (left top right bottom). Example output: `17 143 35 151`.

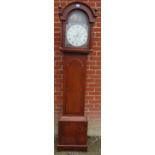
88 2 96 7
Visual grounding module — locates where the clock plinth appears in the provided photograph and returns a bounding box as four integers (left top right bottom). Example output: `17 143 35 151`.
57 116 88 151
57 2 96 151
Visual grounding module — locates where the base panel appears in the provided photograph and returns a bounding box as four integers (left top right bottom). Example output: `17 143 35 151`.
57 116 88 151
57 144 88 151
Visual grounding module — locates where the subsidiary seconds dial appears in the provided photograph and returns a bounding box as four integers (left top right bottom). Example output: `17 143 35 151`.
66 24 88 47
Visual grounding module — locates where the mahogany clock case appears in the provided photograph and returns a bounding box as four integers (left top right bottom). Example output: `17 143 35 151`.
57 2 97 151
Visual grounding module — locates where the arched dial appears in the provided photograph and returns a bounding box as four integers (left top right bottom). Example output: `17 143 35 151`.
66 24 88 47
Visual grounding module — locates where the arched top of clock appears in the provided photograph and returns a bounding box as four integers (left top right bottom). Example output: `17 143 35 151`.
58 2 97 23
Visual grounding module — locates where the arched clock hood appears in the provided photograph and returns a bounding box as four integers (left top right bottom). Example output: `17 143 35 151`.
58 2 97 23
58 2 97 54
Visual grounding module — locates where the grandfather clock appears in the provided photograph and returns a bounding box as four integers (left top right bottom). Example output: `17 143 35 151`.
57 2 97 151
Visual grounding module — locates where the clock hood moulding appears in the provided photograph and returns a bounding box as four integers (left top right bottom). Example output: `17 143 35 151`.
58 2 97 23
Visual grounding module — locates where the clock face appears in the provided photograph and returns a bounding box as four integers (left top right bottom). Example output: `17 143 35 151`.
65 10 89 48
66 24 88 47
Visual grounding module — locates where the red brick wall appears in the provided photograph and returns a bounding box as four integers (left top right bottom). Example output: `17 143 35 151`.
54 0 101 124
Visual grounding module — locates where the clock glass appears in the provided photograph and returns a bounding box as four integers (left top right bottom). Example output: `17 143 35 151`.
65 10 89 48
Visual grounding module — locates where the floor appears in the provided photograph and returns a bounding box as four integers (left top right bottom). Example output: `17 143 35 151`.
54 136 101 155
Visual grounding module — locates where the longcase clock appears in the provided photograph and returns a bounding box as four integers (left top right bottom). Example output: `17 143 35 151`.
57 2 97 151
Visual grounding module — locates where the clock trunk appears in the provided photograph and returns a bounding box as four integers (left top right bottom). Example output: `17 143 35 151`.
63 55 87 116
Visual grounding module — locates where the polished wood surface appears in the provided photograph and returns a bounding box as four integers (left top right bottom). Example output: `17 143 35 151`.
60 47 93 54
57 145 87 151
57 2 96 151
63 55 87 116
58 116 88 151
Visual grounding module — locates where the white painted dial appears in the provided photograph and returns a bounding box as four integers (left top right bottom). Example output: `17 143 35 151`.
66 24 88 47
